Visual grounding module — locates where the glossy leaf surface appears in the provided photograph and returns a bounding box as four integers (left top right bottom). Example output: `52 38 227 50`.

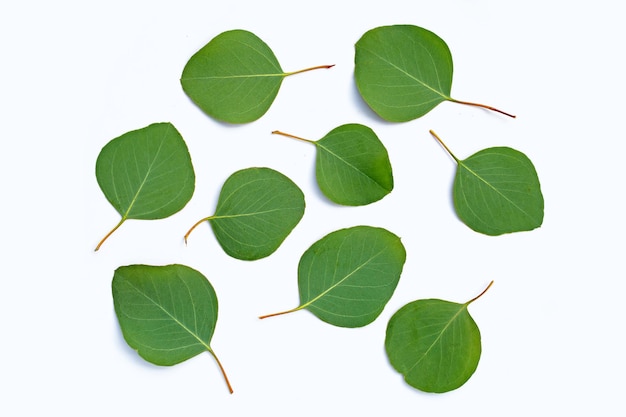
385 282 492 393
261 226 406 327
95 122 195 250
274 124 393 206
186 167 305 260
112 264 232 392
355 25 515 121
181 29 332 123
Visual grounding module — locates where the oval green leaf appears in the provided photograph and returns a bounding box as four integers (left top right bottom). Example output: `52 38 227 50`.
431 131 544 235
273 124 394 206
112 264 232 393
455 147 544 235
355 25 453 122
95 122 195 250
355 25 515 121
185 167 305 260
260 226 406 327
385 281 492 393
181 29 333 124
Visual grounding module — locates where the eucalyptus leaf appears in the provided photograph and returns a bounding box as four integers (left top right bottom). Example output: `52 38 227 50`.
112 264 233 393
431 130 544 235
260 226 406 327
273 124 393 206
181 29 333 124
354 25 515 121
385 281 493 393
95 122 195 251
185 167 305 260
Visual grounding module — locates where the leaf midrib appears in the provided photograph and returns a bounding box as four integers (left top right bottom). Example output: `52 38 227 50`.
361 46 451 101
301 247 387 309
124 278 212 352
458 159 537 222
317 142 390 192
183 73 285 80
212 207 297 220
407 303 467 372
118 128 169 220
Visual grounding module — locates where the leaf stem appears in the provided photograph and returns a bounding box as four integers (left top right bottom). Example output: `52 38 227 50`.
95 217 126 251
259 306 302 320
184 217 212 244
466 280 494 305
208 349 234 394
429 130 459 163
448 98 516 118
271 130 315 144
284 64 335 77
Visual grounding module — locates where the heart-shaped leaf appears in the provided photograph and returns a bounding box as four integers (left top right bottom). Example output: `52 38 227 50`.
354 25 514 121
385 281 493 393
112 264 232 393
95 122 195 250
185 167 305 260
431 131 544 235
273 124 394 206
260 226 406 327
181 29 333 124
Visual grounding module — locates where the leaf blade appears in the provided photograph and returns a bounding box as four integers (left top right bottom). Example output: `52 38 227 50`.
189 167 305 260
385 299 481 393
112 264 218 366
95 122 195 249
297 226 406 327
355 25 453 121
315 124 394 205
454 147 544 235
181 29 284 123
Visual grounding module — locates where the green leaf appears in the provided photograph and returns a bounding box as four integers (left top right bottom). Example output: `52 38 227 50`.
385 281 493 393
112 264 233 393
95 122 195 250
260 226 406 327
273 124 394 206
354 25 515 121
181 29 333 124
431 130 544 235
185 167 305 260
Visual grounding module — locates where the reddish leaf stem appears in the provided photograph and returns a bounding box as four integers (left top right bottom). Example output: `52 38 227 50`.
467 280 494 305
285 64 335 76
209 349 234 394
449 98 516 118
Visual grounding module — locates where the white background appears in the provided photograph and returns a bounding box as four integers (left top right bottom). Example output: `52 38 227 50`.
2 0 624 415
